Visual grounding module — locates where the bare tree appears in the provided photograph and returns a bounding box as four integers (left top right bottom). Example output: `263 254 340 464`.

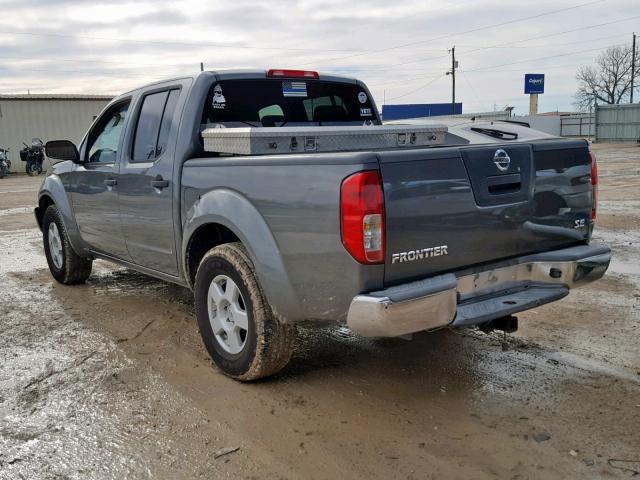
574 45 639 111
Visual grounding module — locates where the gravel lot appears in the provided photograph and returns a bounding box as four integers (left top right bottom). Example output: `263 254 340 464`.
0 143 639 479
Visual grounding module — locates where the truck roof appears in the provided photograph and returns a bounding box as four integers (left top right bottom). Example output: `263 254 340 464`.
118 69 361 98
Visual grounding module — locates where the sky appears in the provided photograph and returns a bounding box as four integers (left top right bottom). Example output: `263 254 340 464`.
0 0 638 115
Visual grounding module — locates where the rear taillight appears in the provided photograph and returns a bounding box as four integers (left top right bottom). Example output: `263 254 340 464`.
266 69 319 79
341 171 385 264
589 151 598 220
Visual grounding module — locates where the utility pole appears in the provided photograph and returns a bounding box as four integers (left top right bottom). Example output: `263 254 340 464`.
592 92 596 143
451 46 456 114
631 32 636 104
593 92 598 143
200 62 204 72
446 46 458 115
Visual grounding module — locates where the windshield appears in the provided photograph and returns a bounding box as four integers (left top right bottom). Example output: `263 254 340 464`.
201 79 379 129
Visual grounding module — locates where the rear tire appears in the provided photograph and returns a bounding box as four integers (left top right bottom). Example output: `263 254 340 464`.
195 242 295 381
27 161 39 176
42 205 92 284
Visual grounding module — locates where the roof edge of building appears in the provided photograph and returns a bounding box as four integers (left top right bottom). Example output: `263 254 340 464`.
0 94 114 100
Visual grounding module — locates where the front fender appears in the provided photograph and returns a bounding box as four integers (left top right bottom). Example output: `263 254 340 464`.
182 188 303 322
39 173 87 257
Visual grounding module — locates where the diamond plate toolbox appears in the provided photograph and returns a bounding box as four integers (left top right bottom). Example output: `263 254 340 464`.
202 125 447 155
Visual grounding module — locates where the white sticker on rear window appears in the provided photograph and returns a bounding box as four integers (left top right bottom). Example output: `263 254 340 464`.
358 91 367 104
282 81 307 97
212 84 226 109
360 107 372 117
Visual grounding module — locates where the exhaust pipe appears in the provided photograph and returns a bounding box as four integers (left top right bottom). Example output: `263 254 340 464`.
479 315 518 334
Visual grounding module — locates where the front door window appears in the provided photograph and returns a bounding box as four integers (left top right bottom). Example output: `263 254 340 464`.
87 102 129 163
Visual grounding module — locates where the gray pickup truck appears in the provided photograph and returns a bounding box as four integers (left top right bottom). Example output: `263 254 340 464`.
38 69 610 380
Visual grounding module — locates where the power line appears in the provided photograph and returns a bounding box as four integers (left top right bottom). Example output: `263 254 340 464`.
348 14 640 74
361 38 624 88
456 31 629 49
385 75 447 102
0 54 196 70
463 62 599 73
451 15 640 62
0 1 626 83
288 0 605 67
483 32 631 49
462 42 627 73
377 41 624 101
460 70 488 111
2 36 628 96
0 65 167 79
0 29 365 53
1 27 630 80
366 74 443 87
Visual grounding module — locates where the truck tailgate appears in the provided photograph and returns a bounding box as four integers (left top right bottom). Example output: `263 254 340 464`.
380 139 593 285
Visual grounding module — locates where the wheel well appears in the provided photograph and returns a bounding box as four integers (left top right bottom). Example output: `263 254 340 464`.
186 223 240 286
36 195 55 230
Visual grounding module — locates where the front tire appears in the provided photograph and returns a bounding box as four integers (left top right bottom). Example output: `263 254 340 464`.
42 205 92 284
195 242 295 381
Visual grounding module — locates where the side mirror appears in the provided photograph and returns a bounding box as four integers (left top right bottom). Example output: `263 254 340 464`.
45 140 80 163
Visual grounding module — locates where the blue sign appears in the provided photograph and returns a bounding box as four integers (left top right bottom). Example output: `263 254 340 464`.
524 74 545 94
382 103 462 120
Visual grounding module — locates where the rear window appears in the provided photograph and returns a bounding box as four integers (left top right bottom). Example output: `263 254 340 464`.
132 88 181 162
201 80 379 129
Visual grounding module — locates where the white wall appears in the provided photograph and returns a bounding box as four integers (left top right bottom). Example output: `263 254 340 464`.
512 115 561 136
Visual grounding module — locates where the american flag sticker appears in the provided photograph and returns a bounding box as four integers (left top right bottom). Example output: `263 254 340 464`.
282 81 307 97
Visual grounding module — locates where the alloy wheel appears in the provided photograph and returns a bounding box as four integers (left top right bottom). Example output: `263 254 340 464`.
48 222 64 270
207 274 249 354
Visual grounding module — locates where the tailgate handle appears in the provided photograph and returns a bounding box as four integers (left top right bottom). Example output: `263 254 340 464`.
487 174 521 195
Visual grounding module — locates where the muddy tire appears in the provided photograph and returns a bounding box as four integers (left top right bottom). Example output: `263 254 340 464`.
42 205 92 284
195 242 295 381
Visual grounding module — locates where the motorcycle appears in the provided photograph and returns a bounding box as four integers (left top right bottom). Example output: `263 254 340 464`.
0 147 11 179
20 138 45 176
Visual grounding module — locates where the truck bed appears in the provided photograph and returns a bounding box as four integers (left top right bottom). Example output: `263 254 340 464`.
182 137 594 323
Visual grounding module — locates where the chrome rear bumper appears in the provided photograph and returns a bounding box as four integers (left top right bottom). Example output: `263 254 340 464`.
346 244 611 337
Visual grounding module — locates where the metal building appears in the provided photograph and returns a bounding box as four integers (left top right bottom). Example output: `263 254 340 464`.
0 94 112 172
595 103 640 143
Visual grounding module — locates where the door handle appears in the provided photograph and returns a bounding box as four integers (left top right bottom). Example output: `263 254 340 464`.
151 176 169 189
104 179 117 186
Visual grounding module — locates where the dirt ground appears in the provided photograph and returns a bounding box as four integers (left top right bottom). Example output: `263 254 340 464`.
0 144 638 480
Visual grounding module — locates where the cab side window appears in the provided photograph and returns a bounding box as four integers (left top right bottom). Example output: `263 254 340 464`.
132 88 180 162
87 102 130 163
156 89 180 158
